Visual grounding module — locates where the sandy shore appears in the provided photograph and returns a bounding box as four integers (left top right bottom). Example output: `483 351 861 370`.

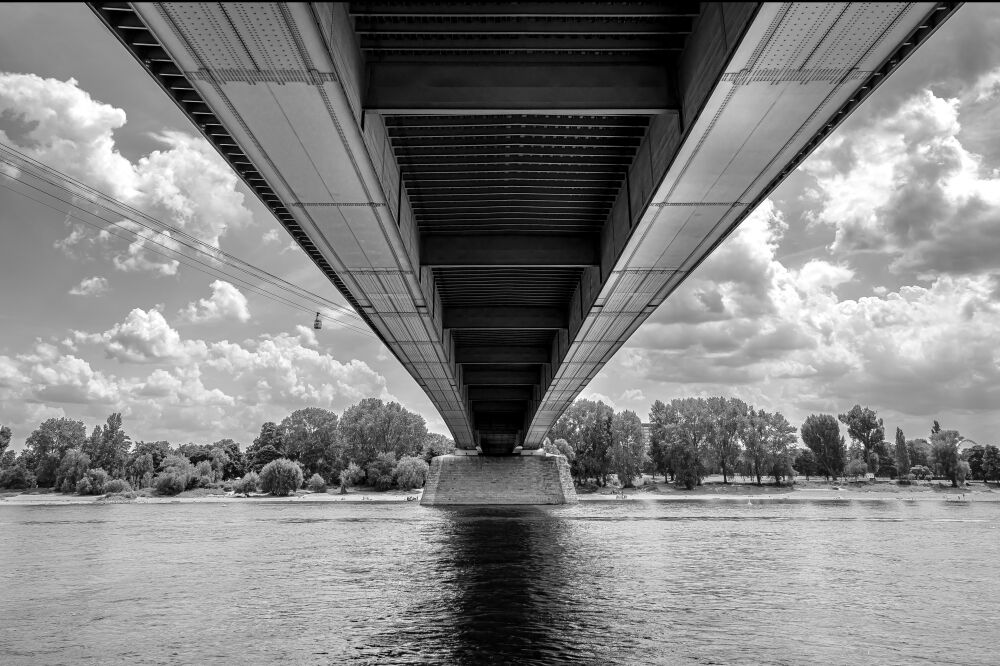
0 489 424 506
1 482 996 506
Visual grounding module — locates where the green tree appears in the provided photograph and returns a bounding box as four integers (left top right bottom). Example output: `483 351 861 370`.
421 433 454 462
0 464 36 489
906 438 931 467
0 425 11 459
279 408 341 479
610 410 647 488
394 455 429 490
707 397 748 484
259 458 303 496
965 445 985 481
210 439 245 479
982 445 1000 485
932 420 942 435
766 412 798 486
246 422 285 472
838 405 884 470
127 453 155 488
661 398 712 489
56 449 90 491
339 461 365 494
931 430 962 487
339 399 427 469
647 400 672 481
131 441 171 471
794 448 817 480
846 458 868 479
24 418 87 487
742 408 771 485
154 455 195 494
800 414 846 480
895 427 911 484
83 413 130 478
365 451 397 491
550 399 615 484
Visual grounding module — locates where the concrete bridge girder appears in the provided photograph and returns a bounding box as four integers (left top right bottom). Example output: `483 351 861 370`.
95 1 958 456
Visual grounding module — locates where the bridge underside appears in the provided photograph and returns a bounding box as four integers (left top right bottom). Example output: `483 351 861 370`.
93 1 957 460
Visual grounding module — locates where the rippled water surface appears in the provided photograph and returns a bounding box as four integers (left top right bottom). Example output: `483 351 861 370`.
1 499 999 665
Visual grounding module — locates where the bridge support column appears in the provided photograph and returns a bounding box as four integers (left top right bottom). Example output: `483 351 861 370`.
421 454 577 505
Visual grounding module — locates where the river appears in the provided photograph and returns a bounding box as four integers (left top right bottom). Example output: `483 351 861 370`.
1 499 998 665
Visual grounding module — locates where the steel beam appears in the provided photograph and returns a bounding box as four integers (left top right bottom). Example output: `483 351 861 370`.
456 347 551 364
467 386 535 401
366 62 676 114
422 234 598 267
444 306 566 330
348 3 701 18
463 368 539 385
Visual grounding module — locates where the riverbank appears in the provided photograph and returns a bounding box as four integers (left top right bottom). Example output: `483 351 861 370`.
0 487 424 505
577 476 1000 502
2 478 996 505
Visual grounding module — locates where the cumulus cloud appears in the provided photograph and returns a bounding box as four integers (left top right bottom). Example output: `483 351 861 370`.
68 276 109 297
804 89 1000 277
74 307 208 364
262 228 280 244
617 197 1000 425
179 280 251 324
0 73 252 275
2 310 393 447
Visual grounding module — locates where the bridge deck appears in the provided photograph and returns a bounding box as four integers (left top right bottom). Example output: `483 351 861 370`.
92 1 958 454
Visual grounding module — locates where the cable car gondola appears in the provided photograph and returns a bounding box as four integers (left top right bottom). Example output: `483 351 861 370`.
313 312 322 330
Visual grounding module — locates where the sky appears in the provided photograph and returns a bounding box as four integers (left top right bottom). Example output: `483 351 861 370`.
2 4 1000 451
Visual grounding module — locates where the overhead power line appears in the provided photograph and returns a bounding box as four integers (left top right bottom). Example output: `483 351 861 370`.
0 141 377 338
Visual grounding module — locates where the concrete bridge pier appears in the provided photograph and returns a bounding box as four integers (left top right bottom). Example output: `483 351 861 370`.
421 453 577 506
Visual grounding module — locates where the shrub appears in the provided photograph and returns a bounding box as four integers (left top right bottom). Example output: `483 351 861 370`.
154 472 187 496
845 458 868 479
394 456 429 490
192 460 214 487
307 473 327 493
366 452 397 491
0 465 36 490
159 455 195 490
76 476 93 495
910 465 932 480
86 469 109 495
104 479 132 494
341 462 365 487
60 479 73 494
259 458 303 496
234 471 260 495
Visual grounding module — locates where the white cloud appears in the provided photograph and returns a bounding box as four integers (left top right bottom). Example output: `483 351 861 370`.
262 228 280 244
179 280 250 324
615 196 1000 427
578 391 617 410
205 331 390 409
0 73 252 276
75 307 208 364
68 276 109 297
619 388 646 403
804 89 1000 277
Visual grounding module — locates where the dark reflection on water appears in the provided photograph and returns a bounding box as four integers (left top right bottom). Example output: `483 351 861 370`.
438 507 580 665
1 500 999 665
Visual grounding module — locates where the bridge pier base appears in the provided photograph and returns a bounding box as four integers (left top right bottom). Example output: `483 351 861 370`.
420 454 577 505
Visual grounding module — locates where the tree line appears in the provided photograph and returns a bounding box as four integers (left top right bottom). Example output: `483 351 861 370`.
543 400 1000 490
0 398 455 496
